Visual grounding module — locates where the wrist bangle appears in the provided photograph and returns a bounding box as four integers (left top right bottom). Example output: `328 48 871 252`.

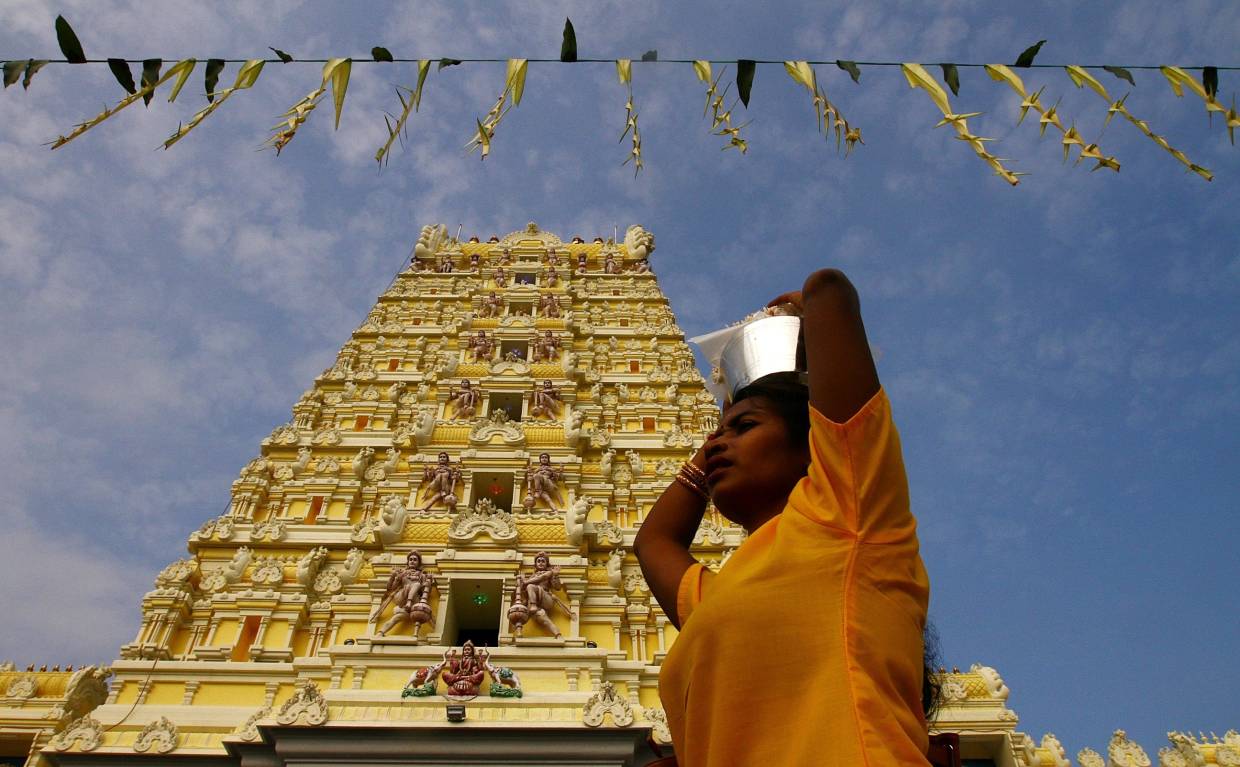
675 468 710 501
680 461 707 483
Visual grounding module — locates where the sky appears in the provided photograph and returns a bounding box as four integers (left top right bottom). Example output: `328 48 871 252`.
1 0 1237 757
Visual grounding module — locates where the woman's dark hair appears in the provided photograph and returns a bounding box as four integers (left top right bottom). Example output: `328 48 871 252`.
735 371 944 723
732 371 811 448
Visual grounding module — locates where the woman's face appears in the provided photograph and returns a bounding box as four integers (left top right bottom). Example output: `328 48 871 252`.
704 397 809 528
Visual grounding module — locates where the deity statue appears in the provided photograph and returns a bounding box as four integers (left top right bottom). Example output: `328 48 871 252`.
448 380 482 419
509 551 573 639
478 291 503 318
371 550 436 638
467 330 495 362
632 258 651 274
498 247 513 265
545 248 561 266
538 292 561 318
437 254 454 273
468 253 480 271
441 641 488 696
603 252 620 274
530 379 563 419
420 452 462 511
493 266 509 288
504 347 525 363
532 330 560 363
544 265 559 287
576 253 588 273
523 452 565 511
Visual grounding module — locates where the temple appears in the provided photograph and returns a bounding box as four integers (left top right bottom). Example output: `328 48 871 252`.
0 223 1232 766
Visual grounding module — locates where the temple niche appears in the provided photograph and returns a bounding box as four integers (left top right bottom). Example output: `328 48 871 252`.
0 223 1136 767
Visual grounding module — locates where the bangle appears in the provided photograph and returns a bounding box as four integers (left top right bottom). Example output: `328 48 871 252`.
675 466 710 502
680 461 707 483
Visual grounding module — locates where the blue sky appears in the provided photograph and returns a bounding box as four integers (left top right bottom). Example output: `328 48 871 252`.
1 0 1237 756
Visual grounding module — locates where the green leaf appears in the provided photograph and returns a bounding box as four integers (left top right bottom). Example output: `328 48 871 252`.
3 61 23 88
737 59 756 108
1102 65 1135 87
269 47 293 63
939 63 960 96
1203 66 1218 99
438 58 462 71
560 18 577 62
372 46 394 62
55 15 87 63
1013 39 1046 68
204 58 224 102
641 50 658 62
107 58 136 94
836 59 861 84
21 60 48 90
140 58 161 105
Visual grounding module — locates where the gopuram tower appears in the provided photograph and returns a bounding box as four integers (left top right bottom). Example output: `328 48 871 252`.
0 223 1089 767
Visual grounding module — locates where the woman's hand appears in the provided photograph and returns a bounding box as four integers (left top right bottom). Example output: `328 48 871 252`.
766 290 804 314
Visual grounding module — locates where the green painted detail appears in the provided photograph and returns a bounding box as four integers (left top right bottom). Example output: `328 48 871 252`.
489 682 522 698
402 682 438 698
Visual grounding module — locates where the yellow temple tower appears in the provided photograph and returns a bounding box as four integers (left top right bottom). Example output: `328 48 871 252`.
2 222 1228 766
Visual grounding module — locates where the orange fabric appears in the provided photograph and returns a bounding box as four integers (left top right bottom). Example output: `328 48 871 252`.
659 389 931 766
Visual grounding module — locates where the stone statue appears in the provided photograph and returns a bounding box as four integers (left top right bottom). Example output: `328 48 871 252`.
599 448 616 479
623 224 655 261
441 641 488 696
532 330 560 363
376 495 409 544
436 254 454 273
448 380 482 419
523 452 565 511
291 447 312 476
351 447 374 480
372 550 436 638
498 247 513 265
606 549 624 590
413 223 447 262
420 452 462 511
576 252 588 273
564 406 586 447
539 292 561 318
565 494 589 545
510 552 573 639
530 379 563 419
631 257 651 274
478 291 503 318
544 265 559 287
603 252 620 274
467 330 495 362
387 381 406 403
296 547 329 588
493 266 508 288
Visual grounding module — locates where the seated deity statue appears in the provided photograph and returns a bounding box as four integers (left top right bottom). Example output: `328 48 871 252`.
512 551 573 639
523 452 565 511
632 258 651 274
603 252 620 274
544 266 559 287
478 291 503 318
371 550 436 637
420 452 462 511
576 253 588 273
469 253 480 271
449 380 482 418
468 330 495 362
532 330 560 363
437 255 454 273
539 293 561 318
498 248 513 265
531 379 563 419
493 266 509 288
442 641 488 696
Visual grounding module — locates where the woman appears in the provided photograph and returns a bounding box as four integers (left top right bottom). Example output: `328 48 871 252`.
635 269 932 765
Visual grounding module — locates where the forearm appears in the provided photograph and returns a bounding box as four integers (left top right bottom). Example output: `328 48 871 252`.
634 447 709 628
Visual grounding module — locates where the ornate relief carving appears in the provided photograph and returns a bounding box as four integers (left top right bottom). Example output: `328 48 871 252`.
644 707 671 744
133 716 178 754
970 663 1010 699
469 411 525 446
296 547 329 588
250 557 286 586
155 558 197 588
1159 732 1205 767
606 549 624 590
275 680 328 726
582 682 634 727
200 547 252 592
564 494 588 546
268 423 300 445
311 427 342 446
233 706 271 742
251 519 287 542
5 675 36 699
1108 730 1152 767
49 716 103 752
448 498 517 543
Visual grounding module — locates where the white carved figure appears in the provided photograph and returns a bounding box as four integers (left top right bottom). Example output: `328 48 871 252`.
201 546 253 591
1160 733 1204 767
351 447 374 480
292 447 312 476
402 407 436 447
625 450 644 476
276 680 328 726
420 452 462 511
1040 734 1070 767
387 381 406 403
368 448 401 481
599 448 616 479
564 406 586 448
313 547 367 595
342 379 358 400
133 716 178 754
413 224 447 262
970 663 1010 699
377 495 410 544
296 547 329 588
606 549 624 590
623 224 655 261
523 452 566 511
616 383 630 402
565 494 589 545
49 716 104 752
